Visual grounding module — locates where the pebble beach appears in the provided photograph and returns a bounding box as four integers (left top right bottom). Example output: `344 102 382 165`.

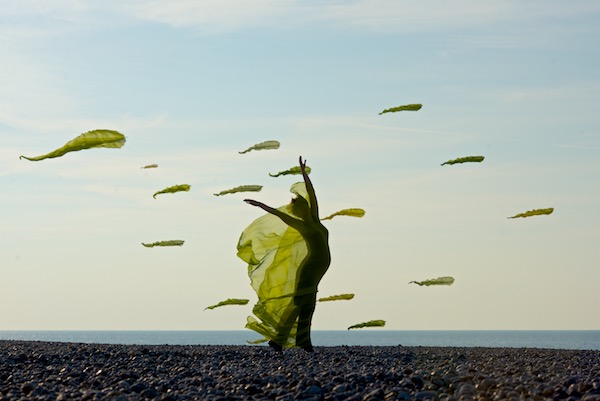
1 341 599 401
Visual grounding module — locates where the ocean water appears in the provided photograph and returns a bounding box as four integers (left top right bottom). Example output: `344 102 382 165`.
1 330 599 350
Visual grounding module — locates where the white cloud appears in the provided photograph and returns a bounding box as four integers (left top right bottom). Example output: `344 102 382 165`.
0 47 79 131
0 1 79 17
3 1 600 37
116 0 600 35
326 1 600 33
121 0 300 33
320 1 512 33
497 82 600 104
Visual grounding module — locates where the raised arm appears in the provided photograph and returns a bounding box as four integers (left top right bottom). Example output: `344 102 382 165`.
244 199 305 231
299 156 319 221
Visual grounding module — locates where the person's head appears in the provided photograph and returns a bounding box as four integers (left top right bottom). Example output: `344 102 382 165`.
290 195 310 220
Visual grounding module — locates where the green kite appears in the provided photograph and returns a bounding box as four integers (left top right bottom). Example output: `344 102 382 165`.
409 276 455 286
321 208 365 221
205 298 249 310
142 240 185 247
318 293 355 302
379 104 422 115
508 208 554 219
269 166 311 177
214 185 263 196
239 140 280 154
441 156 485 166
348 320 386 330
20 129 125 161
153 184 191 199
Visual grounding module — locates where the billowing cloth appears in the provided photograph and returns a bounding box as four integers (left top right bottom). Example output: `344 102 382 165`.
237 182 310 347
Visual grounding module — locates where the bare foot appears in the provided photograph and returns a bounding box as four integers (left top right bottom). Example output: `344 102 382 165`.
302 345 314 353
268 340 283 353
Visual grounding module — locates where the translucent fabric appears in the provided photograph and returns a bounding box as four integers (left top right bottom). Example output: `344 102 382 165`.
237 183 309 347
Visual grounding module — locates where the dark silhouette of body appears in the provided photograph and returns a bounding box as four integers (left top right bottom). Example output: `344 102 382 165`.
244 156 330 352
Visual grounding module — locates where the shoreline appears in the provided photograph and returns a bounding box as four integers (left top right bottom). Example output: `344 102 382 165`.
2 341 599 400
2 330 598 350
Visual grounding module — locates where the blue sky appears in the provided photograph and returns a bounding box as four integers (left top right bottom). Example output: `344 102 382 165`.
1 1 599 331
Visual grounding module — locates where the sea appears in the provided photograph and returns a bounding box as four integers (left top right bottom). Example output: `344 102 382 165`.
1 331 599 350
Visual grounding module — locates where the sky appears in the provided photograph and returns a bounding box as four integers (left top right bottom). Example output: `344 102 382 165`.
1 1 599 332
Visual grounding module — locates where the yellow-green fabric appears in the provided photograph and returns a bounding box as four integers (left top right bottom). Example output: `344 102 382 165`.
237 182 310 347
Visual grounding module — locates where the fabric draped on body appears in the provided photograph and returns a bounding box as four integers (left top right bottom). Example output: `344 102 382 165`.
237 183 311 347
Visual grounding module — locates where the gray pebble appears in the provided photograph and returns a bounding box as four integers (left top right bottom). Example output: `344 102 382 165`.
415 390 439 400
1 341 599 401
363 388 385 400
303 384 323 395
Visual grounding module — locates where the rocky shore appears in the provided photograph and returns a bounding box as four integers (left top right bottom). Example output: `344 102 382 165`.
1 340 599 400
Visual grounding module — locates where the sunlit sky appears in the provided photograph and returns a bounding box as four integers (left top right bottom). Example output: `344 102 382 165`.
2 1 599 331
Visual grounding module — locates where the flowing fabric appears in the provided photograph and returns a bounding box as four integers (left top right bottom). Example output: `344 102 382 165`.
237 183 310 347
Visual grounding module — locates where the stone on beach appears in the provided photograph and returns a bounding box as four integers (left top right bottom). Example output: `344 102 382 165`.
0 341 599 400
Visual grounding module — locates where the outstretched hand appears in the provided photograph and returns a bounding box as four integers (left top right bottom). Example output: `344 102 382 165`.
244 199 278 215
299 156 307 173
244 199 262 207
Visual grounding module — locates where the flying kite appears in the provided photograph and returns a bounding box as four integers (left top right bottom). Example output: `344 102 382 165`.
238 157 332 352
269 166 311 177
239 140 280 154
214 185 263 196
141 164 158 169
508 208 554 219
317 294 355 302
20 129 125 161
409 276 455 286
153 184 191 199
347 320 386 330
378 104 422 115
441 156 485 166
205 298 249 310
142 240 185 247
321 208 366 221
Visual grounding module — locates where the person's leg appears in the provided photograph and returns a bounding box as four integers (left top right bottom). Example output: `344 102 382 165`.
295 295 317 352
270 304 299 351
